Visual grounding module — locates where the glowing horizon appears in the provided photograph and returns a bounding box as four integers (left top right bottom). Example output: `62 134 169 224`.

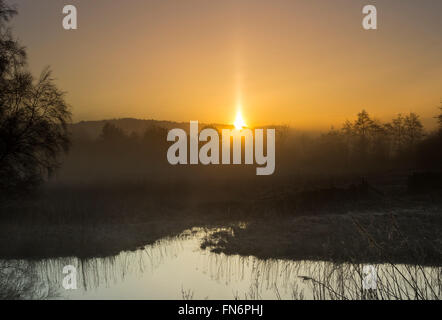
10 0 442 130
234 109 247 130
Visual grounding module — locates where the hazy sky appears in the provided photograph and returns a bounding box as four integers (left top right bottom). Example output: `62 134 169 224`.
9 0 442 129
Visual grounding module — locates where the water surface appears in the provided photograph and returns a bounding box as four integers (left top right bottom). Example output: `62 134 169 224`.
1 228 440 300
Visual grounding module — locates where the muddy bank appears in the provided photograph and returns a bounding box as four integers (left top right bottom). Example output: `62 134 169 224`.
1 209 441 264
201 210 442 266
1 177 441 261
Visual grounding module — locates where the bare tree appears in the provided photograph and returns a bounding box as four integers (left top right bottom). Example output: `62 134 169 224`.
0 1 71 192
403 113 424 147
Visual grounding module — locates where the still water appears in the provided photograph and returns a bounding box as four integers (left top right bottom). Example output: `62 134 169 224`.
1 228 441 300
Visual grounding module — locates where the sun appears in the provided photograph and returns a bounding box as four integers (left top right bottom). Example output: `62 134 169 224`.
234 110 247 130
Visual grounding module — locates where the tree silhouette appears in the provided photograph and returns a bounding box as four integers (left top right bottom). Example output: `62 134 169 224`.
0 2 71 192
386 114 405 155
403 113 423 148
353 110 374 138
100 123 126 143
437 101 442 132
386 113 423 156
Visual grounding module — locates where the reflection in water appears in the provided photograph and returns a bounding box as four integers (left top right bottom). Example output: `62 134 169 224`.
0 260 54 300
1 228 441 300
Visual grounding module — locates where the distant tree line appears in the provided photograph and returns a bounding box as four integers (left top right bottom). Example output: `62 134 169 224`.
279 107 442 174
61 106 442 181
59 122 170 180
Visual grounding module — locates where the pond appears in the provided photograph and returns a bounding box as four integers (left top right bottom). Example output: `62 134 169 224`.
1 228 441 300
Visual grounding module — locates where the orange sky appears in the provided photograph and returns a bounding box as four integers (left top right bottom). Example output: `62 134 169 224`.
11 0 442 129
